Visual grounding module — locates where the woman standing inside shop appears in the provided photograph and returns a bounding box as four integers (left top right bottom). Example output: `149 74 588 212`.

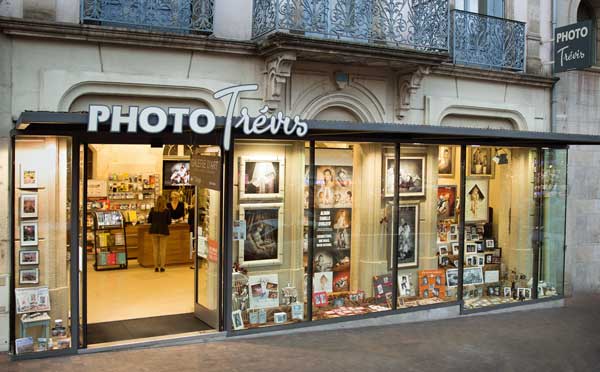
167 191 185 222
148 195 171 272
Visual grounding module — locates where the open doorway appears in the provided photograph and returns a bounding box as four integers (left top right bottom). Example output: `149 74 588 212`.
84 144 221 345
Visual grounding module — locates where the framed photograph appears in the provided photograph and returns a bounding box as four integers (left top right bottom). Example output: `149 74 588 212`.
20 166 38 189
465 243 477 254
239 156 285 200
465 179 489 223
446 269 459 288
15 286 51 314
238 203 284 267
485 239 495 249
19 250 39 265
398 274 412 297
463 267 484 286
316 165 353 208
439 255 449 267
19 268 39 284
484 270 500 283
291 303 304 320
438 245 448 256
438 146 455 177
518 287 532 299
493 248 502 257
20 221 39 246
451 243 460 255
162 160 190 187
437 185 457 219
466 254 477 266
384 156 426 197
448 233 458 242
485 253 494 264
231 310 244 330
467 146 494 177
20 194 38 218
273 312 288 324
391 203 419 269
503 287 512 297
247 274 279 309
312 291 328 307
313 271 333 293
476 242 485 253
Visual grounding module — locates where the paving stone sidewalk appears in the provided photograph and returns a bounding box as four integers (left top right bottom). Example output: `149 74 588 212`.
2 295 600 372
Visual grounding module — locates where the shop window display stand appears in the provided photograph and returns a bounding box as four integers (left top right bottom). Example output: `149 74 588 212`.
91 211 128 271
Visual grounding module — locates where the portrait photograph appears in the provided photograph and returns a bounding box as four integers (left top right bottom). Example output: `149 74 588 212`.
390 203 419 268
239 157 285 200
315 166 353 208
238 203 283 267
333 271 350 292
19 250 39 265
313 271 334 293
162 160 190 187
19 268 39 284
467 146 494 177
248 274 279 309
20 221 39 246
398 274 412 296
465 179 489 223
231 310 244 330
20 194 38 219
384 156 425 197
437 185 457 220
463 267 484 286
20 166 38 189
446 269 459 287
452 243 460 255
438 146 455 177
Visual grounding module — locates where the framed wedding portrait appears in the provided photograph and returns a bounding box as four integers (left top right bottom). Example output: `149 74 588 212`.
20 166 38 189
238 203 284 267
467 146 495 177
20 221 39 246
20 194 38 218
239 156 285 200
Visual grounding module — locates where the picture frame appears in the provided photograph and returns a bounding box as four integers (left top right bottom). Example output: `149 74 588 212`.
19 250 39 265
315 165 353 208
437 185 457 219
467 146 495 177
465 179 489 223
446 268 459 288
15 286 50 314
463 267 484 286
438 245 448 256
503 287 512 297
438 145 455 177
390 203 419 269
231 310 244 330
20 221 39 246
19 268 39 284
20 166 38 189
384 156 426 197
20 194 38 218
312 291 328 307
397 275 412 297
485 254 494 264
273 312 288 324
291 303 304 320
465 243 477 254
451 243 460 256
518 287 532 300
238 203 284 267
239 156 285 200
485 239 495 249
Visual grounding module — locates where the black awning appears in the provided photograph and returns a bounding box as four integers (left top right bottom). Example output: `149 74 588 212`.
14 111 600 147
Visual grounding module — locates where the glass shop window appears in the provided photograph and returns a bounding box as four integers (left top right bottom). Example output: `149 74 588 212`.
231 139 306 330
462 145 537 309
397 144 460 308
13 136 73 354
311 142 394 320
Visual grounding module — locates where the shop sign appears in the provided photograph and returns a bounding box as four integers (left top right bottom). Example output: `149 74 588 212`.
87 84 308 151
554 20 595 73
190 154 221 191
207 239 219 263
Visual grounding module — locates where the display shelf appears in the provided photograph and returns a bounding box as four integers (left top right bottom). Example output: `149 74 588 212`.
91 211 128 271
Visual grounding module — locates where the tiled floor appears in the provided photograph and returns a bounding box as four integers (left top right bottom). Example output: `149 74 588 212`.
2 295 600 372
87 260 195 323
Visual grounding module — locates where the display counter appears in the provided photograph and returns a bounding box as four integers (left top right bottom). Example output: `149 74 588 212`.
136 223 192 267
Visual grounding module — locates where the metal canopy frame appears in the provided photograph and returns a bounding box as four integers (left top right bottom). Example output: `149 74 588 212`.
7 111 582 358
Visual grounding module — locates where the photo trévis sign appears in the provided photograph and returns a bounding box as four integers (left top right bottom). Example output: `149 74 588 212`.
87 84 308 150
554 20 595 73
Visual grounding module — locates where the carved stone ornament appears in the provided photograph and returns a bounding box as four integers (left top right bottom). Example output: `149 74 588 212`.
264 52 297 109
396 66 431 119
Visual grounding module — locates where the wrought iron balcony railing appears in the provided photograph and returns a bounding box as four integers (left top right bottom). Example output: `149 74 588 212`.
451 10 526 72
252 0 450 52
81 0 214 34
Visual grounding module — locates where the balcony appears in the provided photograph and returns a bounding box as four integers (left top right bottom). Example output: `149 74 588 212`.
252 0 450 53
81 0 214 34
451 10 526 72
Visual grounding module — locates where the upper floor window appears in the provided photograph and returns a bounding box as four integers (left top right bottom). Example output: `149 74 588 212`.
456 0 504 18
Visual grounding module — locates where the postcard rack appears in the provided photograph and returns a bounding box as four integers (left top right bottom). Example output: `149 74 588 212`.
91 211 128 271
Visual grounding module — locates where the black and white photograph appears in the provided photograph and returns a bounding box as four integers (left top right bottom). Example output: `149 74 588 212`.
239 157 285 200
398 274 412 296
452 243 460 255
384 156 426 197
231 310 244 330
466 243 477 254
465 179 489 223
504 287 512 297
485 239 495 249
463 267 484 286
438 146 454 177
468 146 494 177
20 221 39 246
238 203 283 267
20 194 38 218
391 204 419 268
19 250 39 265
446 269 459 287
438 245 448 255
162 160 190 187
19 268 39 284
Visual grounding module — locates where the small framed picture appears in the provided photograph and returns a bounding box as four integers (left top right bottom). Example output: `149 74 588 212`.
273 312 288 324
465 243 476 254
438 245 448 256
19 268 39 284
438 255 449 267
493 247 502 257
503 287 512 297
485 254 493 264
20 221 39 246
20 166 38 189
19 250 39 265
20 194 38 218
291 303 304 320
312 291 328 307
485 239 495 249
231 310 244 330
451 243 460 256
476 242 485 253
448 233 458 242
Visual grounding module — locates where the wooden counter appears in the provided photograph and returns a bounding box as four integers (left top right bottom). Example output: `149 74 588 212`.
137 223 192 267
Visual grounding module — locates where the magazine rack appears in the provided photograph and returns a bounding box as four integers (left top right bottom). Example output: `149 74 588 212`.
92 211 128 271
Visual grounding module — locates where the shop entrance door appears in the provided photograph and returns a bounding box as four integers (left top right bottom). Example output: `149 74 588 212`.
191 146 223 330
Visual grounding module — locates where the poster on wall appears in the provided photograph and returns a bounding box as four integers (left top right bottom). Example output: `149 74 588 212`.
190 154 222 191
15 286 50 314
437 185 457 220
384 157 426 197
239 203 283 267
239 157 285 200
247 274 279 309
390 204 419 269
438 146 455 177
163 160 190 187
87 180 108 198
314 208 351 274
465 179 489 223
315 166 353 208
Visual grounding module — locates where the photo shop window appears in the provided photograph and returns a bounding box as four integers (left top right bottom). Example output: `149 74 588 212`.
396 144 461 308
310 142 395 320
231 139 306 330
462 145 538 309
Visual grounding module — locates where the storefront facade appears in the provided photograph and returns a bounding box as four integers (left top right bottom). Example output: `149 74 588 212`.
1 0 599 360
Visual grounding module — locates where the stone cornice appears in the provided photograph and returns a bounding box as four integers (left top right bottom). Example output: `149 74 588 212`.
0 17 258 55
433 64 557 88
